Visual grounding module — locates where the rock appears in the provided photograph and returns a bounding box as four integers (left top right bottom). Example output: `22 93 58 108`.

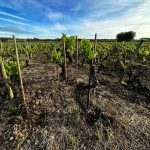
51 135 54 140
77 78 85 84
98 95 103 99
10 137 14 140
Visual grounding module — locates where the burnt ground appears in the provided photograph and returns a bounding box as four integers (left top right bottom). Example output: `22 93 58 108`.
0 53 150 150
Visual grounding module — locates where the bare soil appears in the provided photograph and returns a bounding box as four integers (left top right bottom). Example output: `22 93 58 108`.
0 53 150 150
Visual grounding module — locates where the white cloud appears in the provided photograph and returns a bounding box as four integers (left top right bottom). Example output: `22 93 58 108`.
66 0 150 39
0 11 29 21
47 11 63 19
0 0 149 39
0 18 28 25
27 23 67 38
0 25 33 35
33 23 66 32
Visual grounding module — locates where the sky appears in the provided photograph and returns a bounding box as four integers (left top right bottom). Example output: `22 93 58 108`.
0 0 150 39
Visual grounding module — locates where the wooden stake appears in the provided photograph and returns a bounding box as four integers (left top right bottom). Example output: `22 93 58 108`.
28 43 32 61
94 33 97 64
124 44 127 64
120 40 143 83
56 63 59 80
76 36 79 66
0 42 2 62
76 36 78 83
93 34 97 101
0 42 14 99
0 62 14 100
24 40 30 62
87 64 92 109
13 36 27 113
118 46 120 63
63 36 67 84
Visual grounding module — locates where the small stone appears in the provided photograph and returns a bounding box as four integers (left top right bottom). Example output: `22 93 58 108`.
77 78 85 84
51 135 54 140
10 137 14 140
35 140 38 145
36 101 39 105
98 95 102 99
27 140 30 143
33 105 36 109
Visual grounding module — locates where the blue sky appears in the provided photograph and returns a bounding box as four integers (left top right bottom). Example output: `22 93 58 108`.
0 0 150 39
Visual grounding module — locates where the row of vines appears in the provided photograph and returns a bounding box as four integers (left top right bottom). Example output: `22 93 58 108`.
0 33 150 116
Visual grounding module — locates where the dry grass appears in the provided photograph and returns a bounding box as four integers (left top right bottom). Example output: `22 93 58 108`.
0 56 150 150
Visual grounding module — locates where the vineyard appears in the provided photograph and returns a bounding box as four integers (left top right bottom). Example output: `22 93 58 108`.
0 33 150 149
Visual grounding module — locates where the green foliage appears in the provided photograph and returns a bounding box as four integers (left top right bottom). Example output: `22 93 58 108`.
52 49 62 63
137 43 150 62
4 61 22 77
65 36 75 55
62 33 67 40
1 39 150 73
139 48 150 57
120 60 125 69
61 33 76 56
80 39 98 60
97 42 112 60
3 48 14 57
50 42 55 50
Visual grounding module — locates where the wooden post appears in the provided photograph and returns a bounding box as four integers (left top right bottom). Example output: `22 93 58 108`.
13 36 28 113
76 36 78 83
108 48 111 72
0 63 14 99
0 42 2 56
24 40 30 60
28 43 32 61
115 44 120 72
0 42 2 62
87 63 91 109
76 36 79 66
0 42 4 60
0 42 14 99
63 36 67 84
93 34 97 100
120 40 143 83
118 47 120 63
94 33 97 64
87 34 97 108
56 63 59 80
124 45 126 64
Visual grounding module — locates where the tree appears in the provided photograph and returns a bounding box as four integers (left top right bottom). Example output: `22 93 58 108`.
116 31 136 42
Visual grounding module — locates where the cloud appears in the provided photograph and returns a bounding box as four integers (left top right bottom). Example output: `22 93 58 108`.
30 23 67 38
0 0 150 39
0 11 29 21
0 0 24 11
0 26 34 34
47 11 63 20
64 0 150 39
0 31 36 38
0 18 28 25
71 19 150 39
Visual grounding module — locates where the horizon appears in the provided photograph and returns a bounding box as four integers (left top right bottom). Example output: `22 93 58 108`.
0 0 150 39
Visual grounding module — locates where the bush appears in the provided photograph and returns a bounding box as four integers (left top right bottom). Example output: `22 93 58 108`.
116 31 136 42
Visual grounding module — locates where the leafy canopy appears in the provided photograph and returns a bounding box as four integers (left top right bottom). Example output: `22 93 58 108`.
80 39 98 60
116 31 136 42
